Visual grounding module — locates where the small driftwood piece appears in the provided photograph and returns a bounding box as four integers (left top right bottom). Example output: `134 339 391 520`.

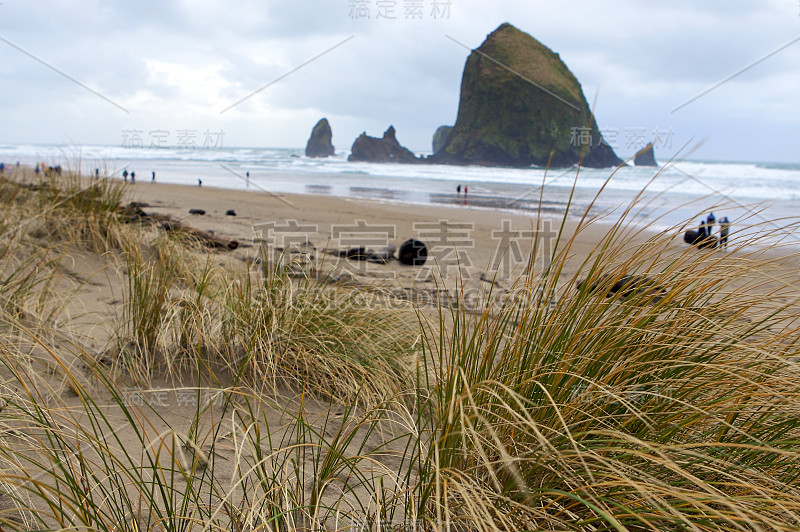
367 243 396 263
578 274 666 304
161 220 239 250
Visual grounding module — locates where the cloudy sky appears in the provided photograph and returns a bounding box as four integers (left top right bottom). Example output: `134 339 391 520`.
0 0 798 162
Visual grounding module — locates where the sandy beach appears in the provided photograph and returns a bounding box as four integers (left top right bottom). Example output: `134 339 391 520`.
124 179 654 287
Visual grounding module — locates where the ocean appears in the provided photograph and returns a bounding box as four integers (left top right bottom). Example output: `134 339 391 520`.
2 144 800 240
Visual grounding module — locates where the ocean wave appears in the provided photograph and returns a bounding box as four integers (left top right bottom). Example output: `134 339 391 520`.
2 143 800 221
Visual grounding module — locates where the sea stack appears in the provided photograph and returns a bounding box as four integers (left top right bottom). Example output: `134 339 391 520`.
431 23 623 168
305 118 335 158
634 142 658 167
348 126 420 163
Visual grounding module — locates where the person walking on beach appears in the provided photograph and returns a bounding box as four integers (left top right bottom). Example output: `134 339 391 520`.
122 170 128 182
130 171 135 184
706 212 716 236
198 179 202 187
719 217 730 249
246 171 250 187
151 171 156 183
457 184 461 196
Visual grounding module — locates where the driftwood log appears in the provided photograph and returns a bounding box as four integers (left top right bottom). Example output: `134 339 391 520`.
161 220 238 250
367 243 397 264
335 243 397 263
338 247 369 260
117 202 238 250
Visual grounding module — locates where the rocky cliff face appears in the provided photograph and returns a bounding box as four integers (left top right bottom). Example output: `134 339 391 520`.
348 126 420 163
431 23 622 168
305 118 335 158
432 125 453 155
634 142 658 167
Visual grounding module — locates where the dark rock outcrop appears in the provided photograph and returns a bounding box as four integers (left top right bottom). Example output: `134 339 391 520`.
430 23 623 168
432 125 453 155
348 126 421 163
634 142 658 167
305 118 335 158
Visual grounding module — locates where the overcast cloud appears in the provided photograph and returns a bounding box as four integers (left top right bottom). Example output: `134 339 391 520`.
0 0 798 162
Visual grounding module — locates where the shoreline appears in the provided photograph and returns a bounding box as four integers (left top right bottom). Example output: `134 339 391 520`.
4 148 799 238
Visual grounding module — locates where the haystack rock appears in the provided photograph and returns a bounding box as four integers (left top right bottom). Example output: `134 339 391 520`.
305 118 335 158
348 126 421 163
634 142 658 167
430 23 623 168
432 125 453 154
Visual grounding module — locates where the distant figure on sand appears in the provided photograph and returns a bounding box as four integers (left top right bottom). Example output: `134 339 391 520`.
152 171 156 183
95 168 99 178
198 179 202 187
0 163 5 173
698 218 707 239
130 171 135 184
719 217 730 249
246 171 250 187
457 184 461 196
706 212 716 235
122 170 128 182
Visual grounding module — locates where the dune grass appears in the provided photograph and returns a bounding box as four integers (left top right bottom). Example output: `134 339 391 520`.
0 165 800 530
410 215 800 529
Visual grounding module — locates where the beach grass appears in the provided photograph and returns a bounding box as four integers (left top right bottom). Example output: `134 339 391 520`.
0 166 799 530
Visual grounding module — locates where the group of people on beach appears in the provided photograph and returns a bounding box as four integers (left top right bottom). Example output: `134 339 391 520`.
697 212 731 249
31 163 62 176
456 184 469 205
0 161 21 174
118 169 157 184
